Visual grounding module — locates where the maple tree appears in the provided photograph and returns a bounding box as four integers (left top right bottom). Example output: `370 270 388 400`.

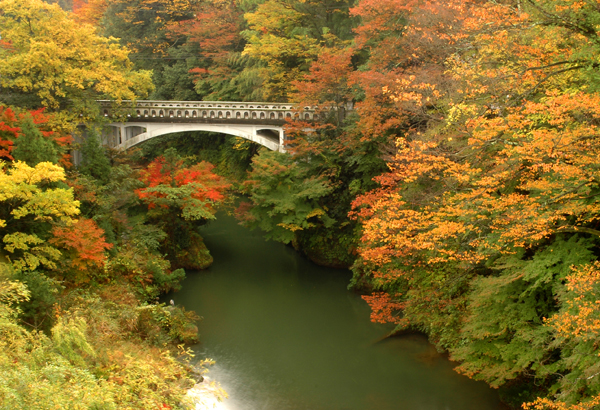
136 149 230 221
72 0 108 26
50 218 113 283
0 106 73 166
347 0 470 145
0 107 19 161
135 148 230 268
166 0 245 59
163 0 253 101
290 47 356 127
100 0 195 55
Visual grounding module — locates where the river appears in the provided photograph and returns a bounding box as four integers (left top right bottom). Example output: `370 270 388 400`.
168 213 505 410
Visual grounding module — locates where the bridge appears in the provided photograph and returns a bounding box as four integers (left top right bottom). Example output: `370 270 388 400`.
99 100 322 153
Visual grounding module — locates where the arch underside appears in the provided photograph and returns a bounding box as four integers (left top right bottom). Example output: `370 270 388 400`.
106 122 284 152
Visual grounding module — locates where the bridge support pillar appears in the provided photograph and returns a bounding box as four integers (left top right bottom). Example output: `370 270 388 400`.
119 124 125 146
279 129 285 153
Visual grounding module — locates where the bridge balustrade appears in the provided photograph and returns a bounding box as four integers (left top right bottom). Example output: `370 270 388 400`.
98 100 320 123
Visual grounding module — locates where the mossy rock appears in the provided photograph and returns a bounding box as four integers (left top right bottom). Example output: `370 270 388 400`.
174 233 213 270
298 231 356 269
304 246 353 269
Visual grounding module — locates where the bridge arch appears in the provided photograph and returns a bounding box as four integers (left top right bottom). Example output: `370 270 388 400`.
105 122 285 152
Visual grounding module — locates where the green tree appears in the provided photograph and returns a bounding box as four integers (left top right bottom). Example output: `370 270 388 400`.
239 149 335 243
11 116 59 166
78 129 111 184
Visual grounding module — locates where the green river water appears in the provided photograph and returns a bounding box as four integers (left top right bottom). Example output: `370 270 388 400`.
168 213 506 410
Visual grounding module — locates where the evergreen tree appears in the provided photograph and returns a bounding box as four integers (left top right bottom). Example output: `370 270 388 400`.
11 115 59 166
78 129 111 184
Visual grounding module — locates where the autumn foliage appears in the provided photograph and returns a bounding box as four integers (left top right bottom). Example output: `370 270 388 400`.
343 0 600 407
3 0 600 407
0 1 227 408
0 107 19 160
51 218 113 280
72 0 108 26
0 106 72 165
136 154 230 219
0 0 153 123
165 0 244 58
133 150 230 269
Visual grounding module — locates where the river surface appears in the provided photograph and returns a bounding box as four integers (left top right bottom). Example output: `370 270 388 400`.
169 213 505 410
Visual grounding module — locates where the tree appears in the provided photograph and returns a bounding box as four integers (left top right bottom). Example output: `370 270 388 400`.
239 149 335 243
100 0 195 56
241 0 355 101
11 115 59 166
165 0 258 101
50 218 113 283
135 148 230 268
78 129 112 184
291 47 356 127
0 104 74 167
136 149 230 222
0 161 80 271
523 262 600 409
72 0 108 25
0 106 20 161
0 0 153 125
166 0 245 59
349 0 600 404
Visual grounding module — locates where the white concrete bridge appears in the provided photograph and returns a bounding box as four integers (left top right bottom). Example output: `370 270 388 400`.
99 100 322 153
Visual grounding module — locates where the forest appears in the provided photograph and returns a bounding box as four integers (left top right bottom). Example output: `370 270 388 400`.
1 0 600 408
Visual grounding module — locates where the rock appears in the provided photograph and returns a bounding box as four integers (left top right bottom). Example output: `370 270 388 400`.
174 232 214 270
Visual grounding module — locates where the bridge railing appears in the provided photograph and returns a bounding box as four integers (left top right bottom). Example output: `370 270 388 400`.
98 100 324 123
